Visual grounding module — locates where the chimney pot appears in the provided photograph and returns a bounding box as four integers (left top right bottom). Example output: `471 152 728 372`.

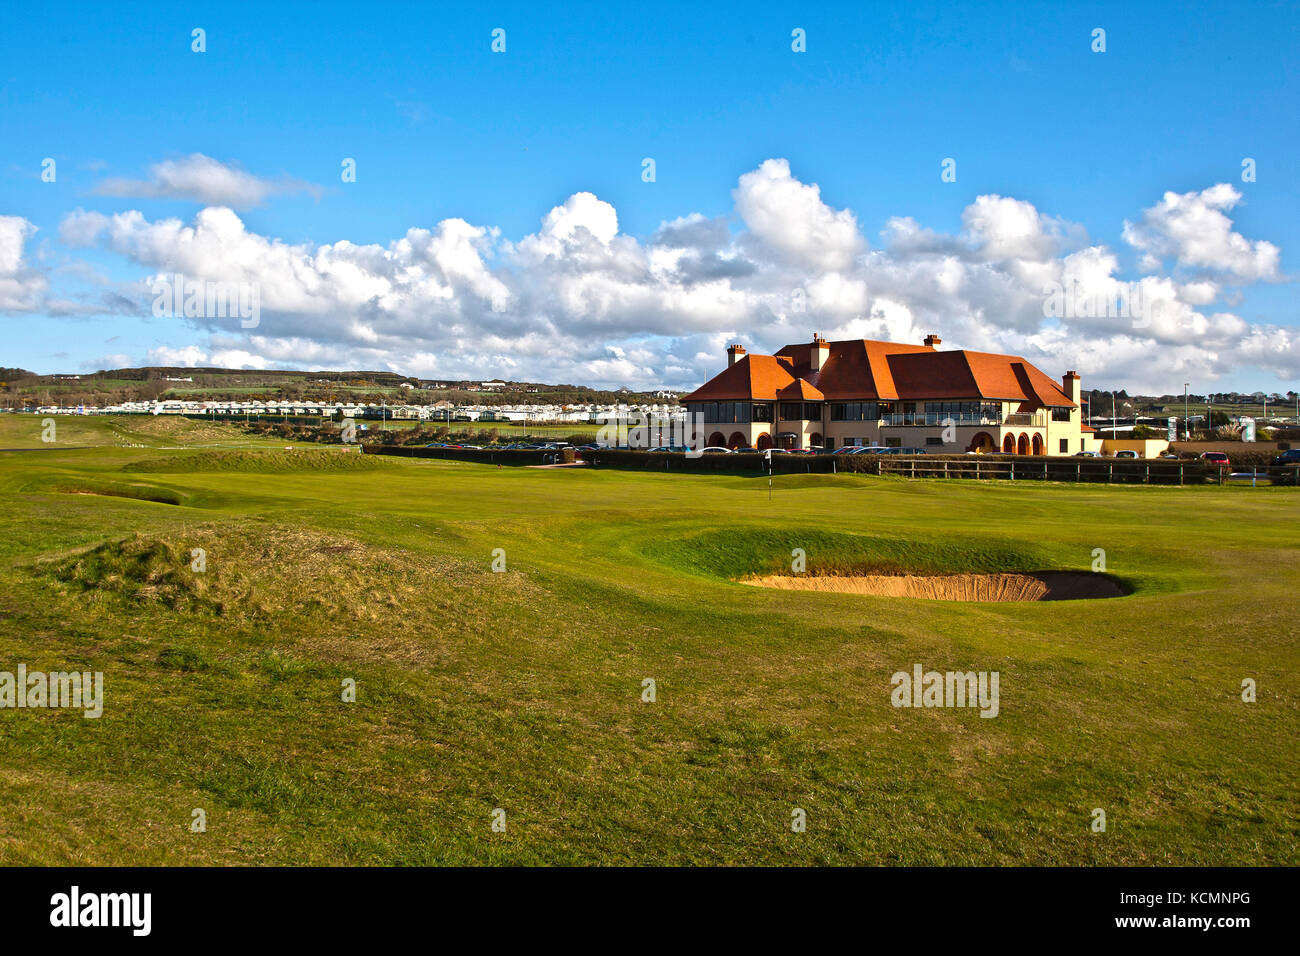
923 334 942 348
811 335 829 372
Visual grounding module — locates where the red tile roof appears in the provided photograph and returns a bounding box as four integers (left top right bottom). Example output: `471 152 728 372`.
679 354 796 401
774 339 933 399
776 378 825 401
683 338 1077 407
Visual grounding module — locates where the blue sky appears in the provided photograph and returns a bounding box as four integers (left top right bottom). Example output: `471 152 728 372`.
1 0 1296 392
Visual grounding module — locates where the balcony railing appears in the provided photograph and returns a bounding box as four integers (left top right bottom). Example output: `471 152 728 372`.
879 413 1003 427
1003 412 1048 427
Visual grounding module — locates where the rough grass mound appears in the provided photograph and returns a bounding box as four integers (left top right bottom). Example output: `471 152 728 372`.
112 416 242 442
36 525 503 622
123 449 395 473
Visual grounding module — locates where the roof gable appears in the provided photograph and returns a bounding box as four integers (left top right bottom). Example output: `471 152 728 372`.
776 378 825 401
679 354 796 402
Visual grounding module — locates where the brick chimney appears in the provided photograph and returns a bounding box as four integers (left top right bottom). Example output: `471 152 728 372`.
1062 370 1081 405
727 344 746 367
923 333 942 348
811 333 829 373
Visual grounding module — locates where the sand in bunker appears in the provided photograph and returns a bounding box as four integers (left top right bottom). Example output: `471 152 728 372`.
743 571 1124 602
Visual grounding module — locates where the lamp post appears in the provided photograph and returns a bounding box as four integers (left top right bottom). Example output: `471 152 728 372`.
1108 390 1117 454
1183 383 1189 441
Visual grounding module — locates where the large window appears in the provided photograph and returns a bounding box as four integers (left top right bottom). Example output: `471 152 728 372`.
716 402 750 423
689 402 717 422
780 402 822 421
1051 407 1072 422
691 401 752 423
830 401 884 422
752 403 772 423
882 401 1001 425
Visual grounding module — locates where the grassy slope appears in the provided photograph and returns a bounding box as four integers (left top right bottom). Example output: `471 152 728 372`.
0 417 1296 865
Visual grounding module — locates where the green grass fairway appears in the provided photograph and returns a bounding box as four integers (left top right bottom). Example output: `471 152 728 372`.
0 416 1296 865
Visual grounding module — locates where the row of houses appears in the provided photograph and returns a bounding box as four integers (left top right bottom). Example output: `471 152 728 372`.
25 398 687 424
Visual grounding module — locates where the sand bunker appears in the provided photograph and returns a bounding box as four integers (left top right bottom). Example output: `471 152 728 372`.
744 571 1124 602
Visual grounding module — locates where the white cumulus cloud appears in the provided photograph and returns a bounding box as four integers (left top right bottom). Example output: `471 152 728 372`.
43 161 1297 392
1122 184 1282 282
0 215 48 312
95 154 320 209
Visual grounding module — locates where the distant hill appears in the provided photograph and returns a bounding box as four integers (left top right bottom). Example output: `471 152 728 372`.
0 366 673 409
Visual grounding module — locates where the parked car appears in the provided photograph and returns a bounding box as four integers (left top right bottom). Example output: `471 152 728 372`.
700 447 733 454
1270 449 1300 466
851 446 888 454
1114 450 1139 459
1074 451 1100 457
733 446 759 453
1200 451 1230 468
1158 452 1180 459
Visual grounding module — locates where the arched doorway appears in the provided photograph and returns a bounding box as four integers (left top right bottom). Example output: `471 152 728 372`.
1031 433 1044 455
727 431 747 449
755 433 773 450
708 431 725 448
968 432 994 454
1017 433 1030 455
1002 434 1016 454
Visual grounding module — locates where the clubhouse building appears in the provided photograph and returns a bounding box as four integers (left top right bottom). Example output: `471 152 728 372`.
679 333 1096 455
